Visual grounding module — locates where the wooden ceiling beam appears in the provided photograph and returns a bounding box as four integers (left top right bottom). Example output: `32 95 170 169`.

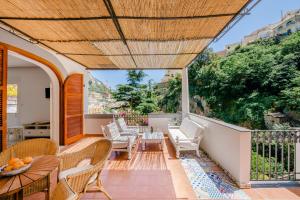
0 13 241 21
103 0 138 68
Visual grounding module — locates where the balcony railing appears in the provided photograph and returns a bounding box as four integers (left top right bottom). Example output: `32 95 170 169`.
113 113 149 133
251 129 300 181
113 113 148 126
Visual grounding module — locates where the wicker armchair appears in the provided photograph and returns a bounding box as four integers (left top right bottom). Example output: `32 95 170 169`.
0 138 58 166
51 179 78 200
58 139 112 199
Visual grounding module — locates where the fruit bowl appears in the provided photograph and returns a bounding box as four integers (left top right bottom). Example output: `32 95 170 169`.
0 162 32 176
0 157 33 177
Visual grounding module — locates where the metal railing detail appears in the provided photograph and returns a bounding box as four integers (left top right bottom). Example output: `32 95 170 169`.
251 130 300 181
113 113 148 126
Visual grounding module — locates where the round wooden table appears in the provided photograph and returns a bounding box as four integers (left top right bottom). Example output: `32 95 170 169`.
0 155 59 200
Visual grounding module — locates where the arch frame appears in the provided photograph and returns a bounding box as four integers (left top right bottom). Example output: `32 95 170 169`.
0 42 64 147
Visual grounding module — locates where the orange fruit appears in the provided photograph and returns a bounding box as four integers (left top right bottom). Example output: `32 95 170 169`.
12 160 24 169
22 156 33 164
4 165 14 172
8 157 20 165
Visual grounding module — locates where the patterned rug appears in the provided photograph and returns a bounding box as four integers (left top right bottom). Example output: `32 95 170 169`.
180 151 250 199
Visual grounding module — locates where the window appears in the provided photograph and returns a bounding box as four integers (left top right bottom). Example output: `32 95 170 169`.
286 20 295 27
7 84 18 113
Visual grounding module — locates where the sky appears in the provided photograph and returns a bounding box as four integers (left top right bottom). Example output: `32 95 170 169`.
91 0 300 90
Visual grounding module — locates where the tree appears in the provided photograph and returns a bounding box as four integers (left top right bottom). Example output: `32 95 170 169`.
187 31 300 129
159 74 182 113
127 70 146 87
113 70 159 114
136 80 159 114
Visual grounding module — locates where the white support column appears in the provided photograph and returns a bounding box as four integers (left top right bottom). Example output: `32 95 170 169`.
297 143 300 180
181 67 190 116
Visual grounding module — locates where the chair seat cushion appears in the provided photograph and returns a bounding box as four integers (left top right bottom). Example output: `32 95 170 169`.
59 164 97 184
112 135 136 149
120 129 138 136
169 129 191 144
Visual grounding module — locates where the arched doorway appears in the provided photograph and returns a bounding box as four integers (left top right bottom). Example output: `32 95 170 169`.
0 43 63 149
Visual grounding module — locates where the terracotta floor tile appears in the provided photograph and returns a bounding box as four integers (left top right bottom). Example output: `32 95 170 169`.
24 137 300 200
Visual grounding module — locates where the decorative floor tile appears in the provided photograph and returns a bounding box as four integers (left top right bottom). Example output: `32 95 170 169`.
180 151 250 200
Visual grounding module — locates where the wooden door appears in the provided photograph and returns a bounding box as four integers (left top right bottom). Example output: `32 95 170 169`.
64 74 83 145
0 45 7 151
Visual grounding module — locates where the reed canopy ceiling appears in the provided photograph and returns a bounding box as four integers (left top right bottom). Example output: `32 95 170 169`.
0 0 251 69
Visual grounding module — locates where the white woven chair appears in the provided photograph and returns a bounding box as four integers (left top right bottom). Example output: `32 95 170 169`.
115 117 139 136
102 122 137 160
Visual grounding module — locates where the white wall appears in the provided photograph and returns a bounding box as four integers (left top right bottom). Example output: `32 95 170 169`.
188 114 252 188
148 113 180 133
8 67 50 127
84 114 114 135
1 28 87 144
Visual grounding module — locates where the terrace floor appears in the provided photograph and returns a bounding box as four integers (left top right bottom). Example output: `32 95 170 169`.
26 137 300 200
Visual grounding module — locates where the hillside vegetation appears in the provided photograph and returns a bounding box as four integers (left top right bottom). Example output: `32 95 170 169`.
188 31 300 129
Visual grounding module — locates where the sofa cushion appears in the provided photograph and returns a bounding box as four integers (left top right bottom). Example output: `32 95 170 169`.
179 118 204 140
117 118 127 131
112 135 136 149
106 122 121 139
59 164 97 184
169 129 188 142
169 128 197 146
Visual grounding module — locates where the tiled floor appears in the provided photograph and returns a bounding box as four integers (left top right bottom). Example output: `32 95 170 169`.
78 137 197 200
180 151 250 199
26 137 300 200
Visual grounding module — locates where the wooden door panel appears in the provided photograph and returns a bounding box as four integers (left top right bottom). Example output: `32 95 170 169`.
64 74 83 145
0 45 7 151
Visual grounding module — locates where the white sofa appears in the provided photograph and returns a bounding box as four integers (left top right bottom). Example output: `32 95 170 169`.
168 117 204 158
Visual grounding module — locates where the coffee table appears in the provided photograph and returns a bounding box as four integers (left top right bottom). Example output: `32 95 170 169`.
142 132 164 150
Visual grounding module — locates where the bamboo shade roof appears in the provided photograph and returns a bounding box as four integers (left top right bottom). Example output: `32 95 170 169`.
0 0 251 69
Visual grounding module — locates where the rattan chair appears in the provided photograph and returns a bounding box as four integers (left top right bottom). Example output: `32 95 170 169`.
58 139 112 200
0 138 58 166
0 138 58 199
51 179 78 200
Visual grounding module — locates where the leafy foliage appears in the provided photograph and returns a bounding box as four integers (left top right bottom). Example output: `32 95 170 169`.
158 74 182 113
113 70 159 114
7 84 17 97
251 151 284 180
188 32 300 129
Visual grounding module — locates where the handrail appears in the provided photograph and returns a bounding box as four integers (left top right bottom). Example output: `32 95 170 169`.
251 129 300 181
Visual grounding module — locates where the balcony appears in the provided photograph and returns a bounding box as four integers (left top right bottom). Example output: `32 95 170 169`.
77 112 300 200
0 1 299 200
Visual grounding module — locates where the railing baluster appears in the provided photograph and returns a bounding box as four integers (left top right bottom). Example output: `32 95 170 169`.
288 142 290 180
281 133 284 180
268 132 272 180
293 142 296 180
262 131 265 180
293 130 297 180
251 129 299 182
256 131 259 180
275 142 278 180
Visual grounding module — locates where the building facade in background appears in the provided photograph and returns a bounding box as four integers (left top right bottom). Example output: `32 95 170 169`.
220 9 300 55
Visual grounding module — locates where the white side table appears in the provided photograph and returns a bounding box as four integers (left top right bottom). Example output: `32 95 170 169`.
141 132 164 150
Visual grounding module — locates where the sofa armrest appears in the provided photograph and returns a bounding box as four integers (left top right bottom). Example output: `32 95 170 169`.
127 125 139 129
176 138 194 141
168 125 180 129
